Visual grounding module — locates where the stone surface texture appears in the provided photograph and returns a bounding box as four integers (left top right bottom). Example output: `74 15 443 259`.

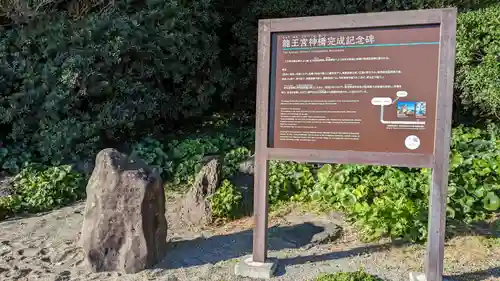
0 177 14 197
228 155 255 215
180 156 221 226
80 148 167 274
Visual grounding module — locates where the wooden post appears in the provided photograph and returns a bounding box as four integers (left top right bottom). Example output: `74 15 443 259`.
426 8 457 281
252 160 269 262
253 20 272 263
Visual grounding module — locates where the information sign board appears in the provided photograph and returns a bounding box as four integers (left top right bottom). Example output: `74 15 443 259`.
248 9 457 281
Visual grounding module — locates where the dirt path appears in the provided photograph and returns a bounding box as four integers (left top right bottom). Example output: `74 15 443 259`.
0 198 499 281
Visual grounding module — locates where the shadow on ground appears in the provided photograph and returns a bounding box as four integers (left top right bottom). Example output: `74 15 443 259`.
272 243 393 277
446 216 500 239
446 267 500 281
157 222 392 272
0 201 86 223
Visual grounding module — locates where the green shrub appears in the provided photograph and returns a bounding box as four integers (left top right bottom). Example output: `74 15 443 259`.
11 164 85 213
1 0 497 172
268 161 315 205
447 124 500 221
125 124 500 242
164 138 221 184
130 137 171 176
131 136 216 184
306 125 500 241
0 0 231 166
0 195 22 219
210 179 243 219
131 128 254 185
315 270 383 281
456 4 500 119
222 147 252 178
312 164 431 241
0 144 32 174
198 125 500 242
230 0 494 101
163 129 254 184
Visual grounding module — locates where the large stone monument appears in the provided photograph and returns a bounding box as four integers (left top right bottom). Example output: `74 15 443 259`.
80 148 167 274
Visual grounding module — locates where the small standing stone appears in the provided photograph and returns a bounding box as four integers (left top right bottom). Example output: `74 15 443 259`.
80 148 167 274
0 177 15 220
180 157 221 226
0 177 14 198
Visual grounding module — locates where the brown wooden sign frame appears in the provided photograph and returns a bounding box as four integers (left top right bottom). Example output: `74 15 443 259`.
252 8 456 281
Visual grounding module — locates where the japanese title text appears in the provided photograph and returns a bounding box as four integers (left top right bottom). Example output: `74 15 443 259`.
282 34 376 48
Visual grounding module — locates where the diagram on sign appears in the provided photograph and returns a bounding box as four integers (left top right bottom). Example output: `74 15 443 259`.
371 91 427 125
371 91 427 150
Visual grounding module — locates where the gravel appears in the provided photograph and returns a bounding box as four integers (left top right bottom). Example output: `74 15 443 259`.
0 198 499 281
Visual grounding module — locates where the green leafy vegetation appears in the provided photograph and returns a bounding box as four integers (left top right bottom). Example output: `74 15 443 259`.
0 195 22 220
131 124 500 242
266 125 500 242
0 145 32 174
210 179 243 219
231 0 496 104
0 164 85 219
1 123 499 242
456 4 500 118
222 147 252 178
0 0 499 248
447 124 500 222
126 124 499 242
13 164 85 212
130 138 172 177
0 0 497 170
268 161 316 205
315 270 384 281
130 128 254 185
0 0 231 165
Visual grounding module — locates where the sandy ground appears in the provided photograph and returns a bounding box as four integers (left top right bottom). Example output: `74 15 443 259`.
0 198 499 281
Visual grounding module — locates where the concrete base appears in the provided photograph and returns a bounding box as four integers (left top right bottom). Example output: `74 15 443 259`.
234 255 278 279
409 272 451 281
409 273 426 281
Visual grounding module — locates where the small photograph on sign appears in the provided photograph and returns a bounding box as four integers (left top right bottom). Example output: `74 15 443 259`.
416 102 427 118
397 101 416 118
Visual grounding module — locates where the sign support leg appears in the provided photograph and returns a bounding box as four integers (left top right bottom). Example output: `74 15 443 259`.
234 158 277 279
253 158 269 262
424 8 456 281
424 166 449 281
